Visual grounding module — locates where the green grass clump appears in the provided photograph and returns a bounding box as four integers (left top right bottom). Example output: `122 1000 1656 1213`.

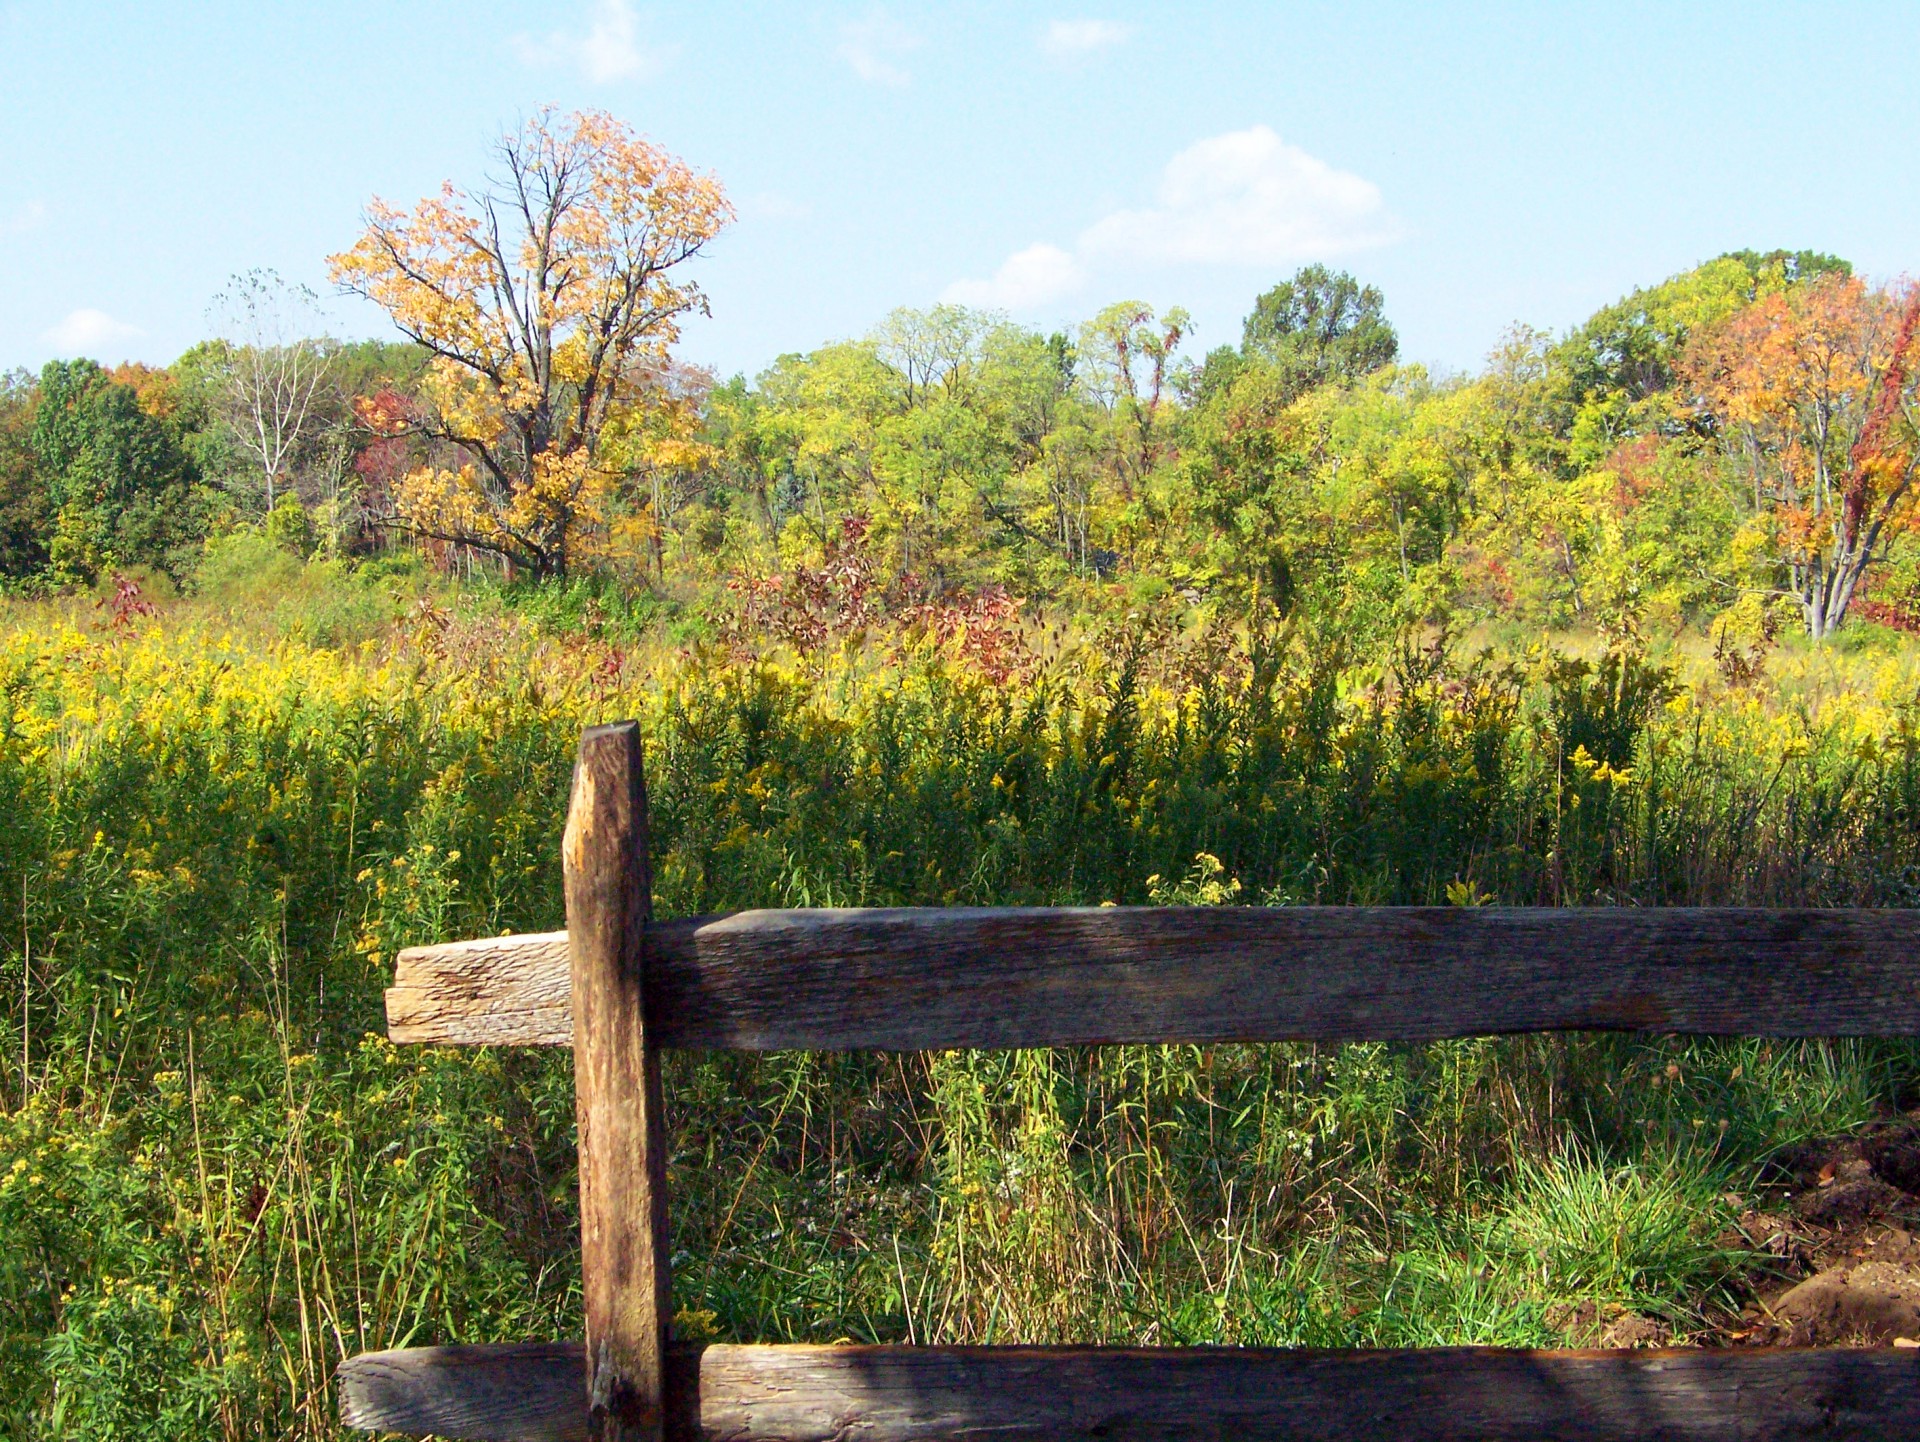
1495 1146 1741 1316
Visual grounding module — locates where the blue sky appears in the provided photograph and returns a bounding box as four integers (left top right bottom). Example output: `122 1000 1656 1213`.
3 1 1917 381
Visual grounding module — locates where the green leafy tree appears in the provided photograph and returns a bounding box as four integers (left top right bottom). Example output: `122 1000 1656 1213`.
1184 345 1246 409
1241 265 1398 397
727 309 1092 590
1563 250 1851 406
31 360 201 583
265 491 317 557
1306 367 1462 588
1431 328 1608 626
703 375 793 546
0 371 52 580
1175 359 1315 610
1177 359 1466 631
753 339 902 549
1079 301 1189 502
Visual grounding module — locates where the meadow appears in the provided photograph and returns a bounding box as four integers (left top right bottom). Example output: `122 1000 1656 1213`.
8 556 1920 1440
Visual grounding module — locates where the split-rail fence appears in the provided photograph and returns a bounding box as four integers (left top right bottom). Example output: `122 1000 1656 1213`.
337 720 1920 1440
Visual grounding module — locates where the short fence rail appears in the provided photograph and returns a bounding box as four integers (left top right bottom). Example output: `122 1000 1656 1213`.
337 721 1920 1441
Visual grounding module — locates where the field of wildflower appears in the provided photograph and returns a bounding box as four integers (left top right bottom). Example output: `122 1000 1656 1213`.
7 576 1920 1439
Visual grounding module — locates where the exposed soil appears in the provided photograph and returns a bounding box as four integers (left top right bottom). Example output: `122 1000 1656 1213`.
1715 1118 1920 1347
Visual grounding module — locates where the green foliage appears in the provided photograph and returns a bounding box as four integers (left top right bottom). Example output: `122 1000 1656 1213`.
1560 250 1851 410
29 360 204 584
189 531 427 646
325 338 429 404
265 493 316 558
0 373 52 583
1495 1146 1740 1313
8 595 1920 1435
11 242 1920 1437
0 332 429 597
6 248 1897 648
1555 249 1855 475
1241 264 1399 396
719 306 1098 592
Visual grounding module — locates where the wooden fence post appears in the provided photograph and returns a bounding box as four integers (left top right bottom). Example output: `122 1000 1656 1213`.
563 722 670 1442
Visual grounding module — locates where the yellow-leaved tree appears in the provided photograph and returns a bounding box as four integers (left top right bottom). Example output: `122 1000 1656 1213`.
329 108 731 578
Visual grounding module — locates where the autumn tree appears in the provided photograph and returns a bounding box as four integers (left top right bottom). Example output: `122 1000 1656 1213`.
1686 274 1920 639
329 108 732 579
1556 250 1852 469
597 358 715 580
1560 251 1849 410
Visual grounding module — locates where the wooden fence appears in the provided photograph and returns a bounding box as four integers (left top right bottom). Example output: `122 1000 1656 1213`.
338 721 1920 1441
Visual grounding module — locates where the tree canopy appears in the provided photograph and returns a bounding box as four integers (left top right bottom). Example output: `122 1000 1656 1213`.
28 360 201 583
1241 264 1400 395
329 107 732 579
5 125 1913 656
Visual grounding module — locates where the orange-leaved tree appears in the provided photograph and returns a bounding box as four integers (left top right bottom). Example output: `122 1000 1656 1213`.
1686 274 1920 638
329 108 731 578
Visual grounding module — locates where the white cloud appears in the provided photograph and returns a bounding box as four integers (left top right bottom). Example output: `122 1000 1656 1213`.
1079 125 1398 266
1040 19 1134 58
839 10 920 88
513 0 669 84
943 244 1086 310
43 308 145 356
943 127 1397 315
1 199 46 236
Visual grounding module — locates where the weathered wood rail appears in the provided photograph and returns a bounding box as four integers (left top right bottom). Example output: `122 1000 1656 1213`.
340 721 1920 1442
387 907 1920 1050
339 1339 1920 1441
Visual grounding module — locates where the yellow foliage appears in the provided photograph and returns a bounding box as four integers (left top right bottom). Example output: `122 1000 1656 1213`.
328 109 732 577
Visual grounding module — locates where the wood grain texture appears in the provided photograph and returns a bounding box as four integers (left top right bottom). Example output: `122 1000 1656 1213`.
386 906 1920 1051
565 723 672 1442
386 931 570 1045
337 1341 1920 1441
338 1342 592 1442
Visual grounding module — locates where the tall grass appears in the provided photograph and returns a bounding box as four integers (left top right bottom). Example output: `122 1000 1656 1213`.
4 598 1920 1437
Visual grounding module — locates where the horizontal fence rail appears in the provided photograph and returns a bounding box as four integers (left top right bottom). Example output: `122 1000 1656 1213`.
352 728 1920 1442
386 906 1920 1051
337 1340 1920 1442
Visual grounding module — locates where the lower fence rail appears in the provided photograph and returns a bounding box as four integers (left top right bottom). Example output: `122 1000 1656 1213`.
337 1340 1920 1442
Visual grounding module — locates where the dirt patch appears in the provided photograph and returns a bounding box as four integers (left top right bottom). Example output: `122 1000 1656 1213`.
1768 1124 1920 1211
1866 1131 1920 1193
1793 1157 1915 1228
1771 1260 1920 1343
1597 1311 1672 1348
1531 1118 1920 1349
1716 1118 1920 1347
1547 1300 1673 1348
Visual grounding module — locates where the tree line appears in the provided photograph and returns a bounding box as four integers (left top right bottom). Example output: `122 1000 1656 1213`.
5 108 1918 648
0 313 421 587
